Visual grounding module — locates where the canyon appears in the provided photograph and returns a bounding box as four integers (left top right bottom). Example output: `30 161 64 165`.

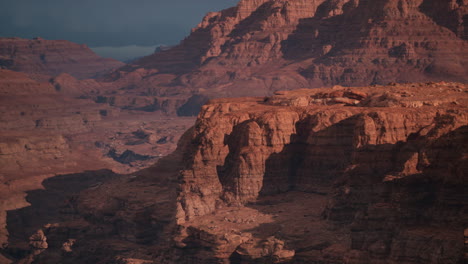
2 82 466 263
0 55 194 263
0 0 467 263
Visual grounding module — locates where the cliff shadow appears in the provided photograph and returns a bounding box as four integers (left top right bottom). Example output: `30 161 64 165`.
238 124 468 262
215 115 363 204
227 1 279 40
281 0 371 61
260 115 361 196
3 169 119 259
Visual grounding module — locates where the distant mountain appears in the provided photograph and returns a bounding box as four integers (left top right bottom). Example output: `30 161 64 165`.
113 0 467 100
0 37 124 79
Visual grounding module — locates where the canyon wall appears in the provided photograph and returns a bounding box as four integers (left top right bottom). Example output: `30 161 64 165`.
151 81 468 263
172 82 467 264
176 81 467 218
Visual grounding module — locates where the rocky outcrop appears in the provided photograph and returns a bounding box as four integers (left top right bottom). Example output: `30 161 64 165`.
132 0 322 72
0 37 124 79
419 0 468 40
7 82 466 264
176 82 467 218
174 82 467 263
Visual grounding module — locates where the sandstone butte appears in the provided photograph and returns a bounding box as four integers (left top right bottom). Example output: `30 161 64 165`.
2 82 466 264
0 37 124 80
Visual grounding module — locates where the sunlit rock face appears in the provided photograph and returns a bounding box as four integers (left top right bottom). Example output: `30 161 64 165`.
177 82 468 219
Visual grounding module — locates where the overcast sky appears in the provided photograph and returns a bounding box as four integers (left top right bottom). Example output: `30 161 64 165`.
0 0 238 60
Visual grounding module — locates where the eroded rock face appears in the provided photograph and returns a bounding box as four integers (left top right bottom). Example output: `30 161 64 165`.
175 82 467 264
162 82 468 264
9 82 466 264
419 0 468 39
0 37 124 79
106 0 468 107
176 82 468 219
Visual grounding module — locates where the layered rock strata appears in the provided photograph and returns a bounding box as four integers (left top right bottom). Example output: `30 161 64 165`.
176 82 468 220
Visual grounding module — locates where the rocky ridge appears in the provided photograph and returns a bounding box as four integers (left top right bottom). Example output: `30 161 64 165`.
86 0 468 116
4 82 466 264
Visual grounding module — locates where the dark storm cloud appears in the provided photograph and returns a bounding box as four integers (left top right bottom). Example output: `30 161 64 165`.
0 0 238 46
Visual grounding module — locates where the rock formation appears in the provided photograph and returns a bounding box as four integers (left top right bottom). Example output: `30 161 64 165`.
100 0 468 113
0 37 124 79
4 82 466 263
1 1 467 263
46 0 468 116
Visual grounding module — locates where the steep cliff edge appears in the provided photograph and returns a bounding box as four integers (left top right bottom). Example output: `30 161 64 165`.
176 82 466 217
7 82 466 264
0 37 124 79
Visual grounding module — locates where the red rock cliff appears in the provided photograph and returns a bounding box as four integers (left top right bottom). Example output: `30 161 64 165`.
177 82 467 219
174 82 468 263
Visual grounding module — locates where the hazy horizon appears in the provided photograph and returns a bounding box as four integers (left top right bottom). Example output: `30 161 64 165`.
0 0 238 60
90 45 163 62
